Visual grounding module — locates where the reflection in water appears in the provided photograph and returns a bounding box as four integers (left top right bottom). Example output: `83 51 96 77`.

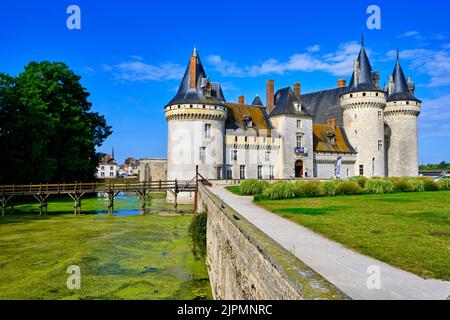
95 192 194 216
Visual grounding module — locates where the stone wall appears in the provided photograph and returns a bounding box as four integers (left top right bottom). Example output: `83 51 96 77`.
139 158 167 182
384 101 421 177
198 185 348 300
341 91 387 178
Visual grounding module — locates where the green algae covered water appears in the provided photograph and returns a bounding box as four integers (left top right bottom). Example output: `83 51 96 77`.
0 193 212 300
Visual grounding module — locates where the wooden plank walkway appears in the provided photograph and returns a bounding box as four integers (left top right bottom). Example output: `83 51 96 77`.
0 179 199 216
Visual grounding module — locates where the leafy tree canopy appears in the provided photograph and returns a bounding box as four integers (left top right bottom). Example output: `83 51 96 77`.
0 61 112 184
419 162 450 171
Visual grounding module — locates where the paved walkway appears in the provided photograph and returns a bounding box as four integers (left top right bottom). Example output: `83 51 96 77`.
210 186 450 300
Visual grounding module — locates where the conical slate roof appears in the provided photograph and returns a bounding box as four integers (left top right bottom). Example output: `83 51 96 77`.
167 49 226 106
347 38 380 93
251 95 264 106
387 54 420 102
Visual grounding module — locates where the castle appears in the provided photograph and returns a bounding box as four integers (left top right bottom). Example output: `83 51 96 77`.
164 39 421 202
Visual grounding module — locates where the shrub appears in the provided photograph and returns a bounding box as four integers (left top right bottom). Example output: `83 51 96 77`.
322 180 338 196
351 176 368 188
366 179 394 194
335 181 362 195
392 178 414 193
421 178 440 191
239 180 270 195
263 182 299 200
409 178 425 192
297 181 324 198
437 178 450 190
189 211 207 259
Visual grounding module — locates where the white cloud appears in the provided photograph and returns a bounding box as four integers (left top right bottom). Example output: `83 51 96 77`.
388 48 450 87
206 41 361 78
103 57 185 82
420 94 450 138
397 31 421 38
306 45 320 53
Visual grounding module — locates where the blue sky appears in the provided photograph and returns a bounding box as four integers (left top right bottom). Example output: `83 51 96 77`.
0 0 449 164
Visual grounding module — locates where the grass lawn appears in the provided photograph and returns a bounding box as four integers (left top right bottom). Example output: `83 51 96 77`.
225 185 242 196
0 196 211 300
255 191 450 281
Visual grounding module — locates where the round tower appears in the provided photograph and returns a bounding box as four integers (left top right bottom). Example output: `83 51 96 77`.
340 38 387 178
165 48 227 203
384 52 421 177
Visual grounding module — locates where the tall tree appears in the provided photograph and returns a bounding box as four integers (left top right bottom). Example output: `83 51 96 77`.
0 61 112 184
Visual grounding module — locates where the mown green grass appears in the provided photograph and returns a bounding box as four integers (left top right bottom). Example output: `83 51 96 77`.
225 185 243 196
255 191 450 280
0 195 211 300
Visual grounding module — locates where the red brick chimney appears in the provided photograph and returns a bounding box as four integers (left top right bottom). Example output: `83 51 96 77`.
189 50 197 89
266 80 274 114
294 82 301 100
238 96 245 105
327 119 337 131
337 79 346 88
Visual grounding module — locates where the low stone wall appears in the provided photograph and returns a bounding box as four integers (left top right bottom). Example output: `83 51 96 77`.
198 185 348 300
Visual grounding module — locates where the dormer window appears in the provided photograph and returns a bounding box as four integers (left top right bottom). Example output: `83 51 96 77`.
243 115 253 129
294 102 302 112
205 83 212 96
327 131 336 145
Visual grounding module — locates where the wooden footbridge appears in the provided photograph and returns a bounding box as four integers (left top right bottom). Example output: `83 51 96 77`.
0 168 211 216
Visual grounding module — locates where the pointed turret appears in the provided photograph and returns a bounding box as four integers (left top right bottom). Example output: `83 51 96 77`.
167 48 226 106
384 50 421 177
340 36 387 178
387 52 421 102
347 36 379 92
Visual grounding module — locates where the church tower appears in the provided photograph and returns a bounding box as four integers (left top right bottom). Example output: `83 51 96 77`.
384 51 421 177
340 37 387 177
165 48 227 203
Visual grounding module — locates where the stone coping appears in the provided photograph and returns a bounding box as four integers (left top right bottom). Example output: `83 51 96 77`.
199 184 349 300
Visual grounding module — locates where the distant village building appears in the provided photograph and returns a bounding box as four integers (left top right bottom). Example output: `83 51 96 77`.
96 151 117 178
164 40 421 202
118 157 140 177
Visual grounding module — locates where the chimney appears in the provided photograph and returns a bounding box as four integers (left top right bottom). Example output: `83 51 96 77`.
294 82 301 100
189 50 197 89
373 71 380 87
266 80 275 114
238 96 245 105
327 119 336 131
408 77 415 95
353 59 360 86
388 75 394 95
337 79 346 88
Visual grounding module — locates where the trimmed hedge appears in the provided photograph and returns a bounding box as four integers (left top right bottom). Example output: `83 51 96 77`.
438 178 450 190
239 179 270 195
322 180 338 196
392 178 414 193
336 181 362 195
366 179 394 194
297 180 324 198
235 176 446 201
263 182 299 200
351 176 368 189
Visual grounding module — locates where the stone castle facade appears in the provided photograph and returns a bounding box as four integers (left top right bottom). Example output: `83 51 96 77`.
164 40 421 201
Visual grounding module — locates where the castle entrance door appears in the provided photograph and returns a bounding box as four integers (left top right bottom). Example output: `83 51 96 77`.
295 160 304 178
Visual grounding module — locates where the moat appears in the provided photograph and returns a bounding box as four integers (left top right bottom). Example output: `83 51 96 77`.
0 193 212 300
